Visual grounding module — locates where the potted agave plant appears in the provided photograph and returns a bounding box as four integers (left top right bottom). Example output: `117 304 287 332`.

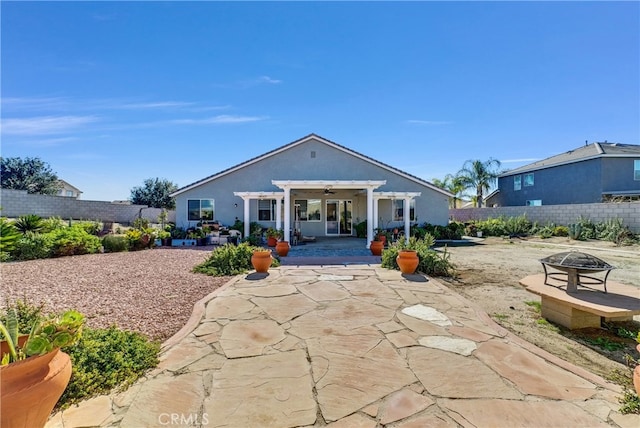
1 308 84 428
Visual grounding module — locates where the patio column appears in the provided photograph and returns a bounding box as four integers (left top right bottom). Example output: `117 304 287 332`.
283 186 291 240
243 197 251 238
404 197 411 243
366 187 374 248
275 196 283 232
372 196 379 231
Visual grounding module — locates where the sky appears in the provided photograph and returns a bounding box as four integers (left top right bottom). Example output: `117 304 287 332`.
1 1 639 202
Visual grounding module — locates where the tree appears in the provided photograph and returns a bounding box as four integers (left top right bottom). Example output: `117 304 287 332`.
432 174 466 209
0 157 61 195
130 178 178 209
457 158 502 208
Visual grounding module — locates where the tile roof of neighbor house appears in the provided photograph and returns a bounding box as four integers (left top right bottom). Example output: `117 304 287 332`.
171 133 453 197
500 142 640 177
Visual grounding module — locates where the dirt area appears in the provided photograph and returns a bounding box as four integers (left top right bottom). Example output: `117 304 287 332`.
438 236 640 381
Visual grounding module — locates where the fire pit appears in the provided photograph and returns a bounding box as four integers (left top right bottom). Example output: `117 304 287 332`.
539 251 615 293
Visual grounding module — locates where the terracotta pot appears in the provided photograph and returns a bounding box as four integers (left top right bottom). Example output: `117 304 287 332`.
370 240 384 256
397 250 419 274
1 338 72 428
275 241 290 257
634 344 640 396
266 237 277 247
251 250 272 273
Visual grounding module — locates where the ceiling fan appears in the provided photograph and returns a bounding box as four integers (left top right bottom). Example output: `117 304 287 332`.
323 187 336 195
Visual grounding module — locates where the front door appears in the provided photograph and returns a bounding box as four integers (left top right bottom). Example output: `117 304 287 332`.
326 200 352 235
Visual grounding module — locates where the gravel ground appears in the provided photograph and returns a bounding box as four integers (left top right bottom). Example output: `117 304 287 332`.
0 247 230 342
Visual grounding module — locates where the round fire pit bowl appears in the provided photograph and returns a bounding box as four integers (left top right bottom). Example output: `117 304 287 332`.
539 251 615 293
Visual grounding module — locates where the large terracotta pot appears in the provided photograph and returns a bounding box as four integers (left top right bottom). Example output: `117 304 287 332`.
275 241 290 257
1 338 72 428
266 237 277 247
370 240 384 256
251 250 272 273
397 250 419 274
634 344 640 396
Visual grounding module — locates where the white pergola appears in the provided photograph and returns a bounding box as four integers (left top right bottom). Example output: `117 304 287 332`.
234 180 420 247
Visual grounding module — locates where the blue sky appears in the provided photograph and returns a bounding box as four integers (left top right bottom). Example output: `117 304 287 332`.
2 1 638 201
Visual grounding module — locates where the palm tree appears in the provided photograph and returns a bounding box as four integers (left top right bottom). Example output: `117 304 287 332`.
457 158 502 207
432 174 466 208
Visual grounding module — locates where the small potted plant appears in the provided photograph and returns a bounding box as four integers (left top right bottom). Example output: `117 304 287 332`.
370 235 384 256
265 228 281 247
1 308 85 428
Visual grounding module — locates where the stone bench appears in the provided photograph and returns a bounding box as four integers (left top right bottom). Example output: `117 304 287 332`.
520 274 640 330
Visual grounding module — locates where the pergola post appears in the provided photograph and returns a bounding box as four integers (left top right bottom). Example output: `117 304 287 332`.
404 197 411 243
366 187 374 248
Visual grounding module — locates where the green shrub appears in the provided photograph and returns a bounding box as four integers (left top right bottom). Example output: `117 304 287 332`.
132 217 150 230
381 235 454 276
568 223 582 240
577 217 597 239
59 326 159 409
12 232 54 260
0 218 20 260
503 215 531 237
102 235 129 253
475 218 506 237
553 226 569 237
74 220 103 236
354 220 367 238
0 298 46 335
420 222 465 240
41 216 67 233
597 218 636 245
194 242 280 276
14 214 44 234
125 228 155 251
49 225 102 257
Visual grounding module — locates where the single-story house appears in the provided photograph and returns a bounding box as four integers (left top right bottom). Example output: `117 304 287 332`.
170 134 452 246
487 142 640 207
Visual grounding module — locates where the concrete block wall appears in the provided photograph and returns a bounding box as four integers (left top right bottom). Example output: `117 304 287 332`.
449 202 640 233
0 189 176 225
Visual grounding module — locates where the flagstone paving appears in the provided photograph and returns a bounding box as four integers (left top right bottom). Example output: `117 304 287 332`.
47 265 637 428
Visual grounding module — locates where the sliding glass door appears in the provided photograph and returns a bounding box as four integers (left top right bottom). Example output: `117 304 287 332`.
325 200 352 235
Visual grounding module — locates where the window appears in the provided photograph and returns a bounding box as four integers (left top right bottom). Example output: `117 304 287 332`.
526 199 542 206
393 199 416 221
635 160 640 180
295 199 321 221
524 173 534 187
514 176 521 191
188 199 214 221
65 190 74 197
258 199 278 221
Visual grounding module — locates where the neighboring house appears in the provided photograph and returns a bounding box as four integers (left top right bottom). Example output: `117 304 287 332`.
170 134 452 245
492 142 640 207
57 180 82 199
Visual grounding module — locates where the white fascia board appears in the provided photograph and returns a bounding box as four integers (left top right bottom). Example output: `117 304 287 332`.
272 180 386 189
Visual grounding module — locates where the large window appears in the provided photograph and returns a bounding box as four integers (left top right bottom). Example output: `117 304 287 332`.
393 199 416 221
524 173 534 187
258 199 278 221
635 160 640 180
295 199 321 221
188 199 214 221
514 176 521 191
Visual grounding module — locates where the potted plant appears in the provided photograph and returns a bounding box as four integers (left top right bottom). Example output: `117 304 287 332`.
157 230 171 247
370 235 384 256
1 308 84 428
251 248 273 273
265 228 281 247
275 238 290 257
396 249 419 274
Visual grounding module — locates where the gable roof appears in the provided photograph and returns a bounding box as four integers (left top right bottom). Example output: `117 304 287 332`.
500 142 640 177
171 133 452 197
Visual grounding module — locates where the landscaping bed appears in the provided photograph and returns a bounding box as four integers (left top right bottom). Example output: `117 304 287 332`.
0 247 230 342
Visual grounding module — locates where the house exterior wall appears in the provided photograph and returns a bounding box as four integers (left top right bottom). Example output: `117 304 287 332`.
601 157 640 194
496 158 603 206
174 138 449 232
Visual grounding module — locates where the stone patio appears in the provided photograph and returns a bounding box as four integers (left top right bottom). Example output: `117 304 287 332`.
47 266 638 428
